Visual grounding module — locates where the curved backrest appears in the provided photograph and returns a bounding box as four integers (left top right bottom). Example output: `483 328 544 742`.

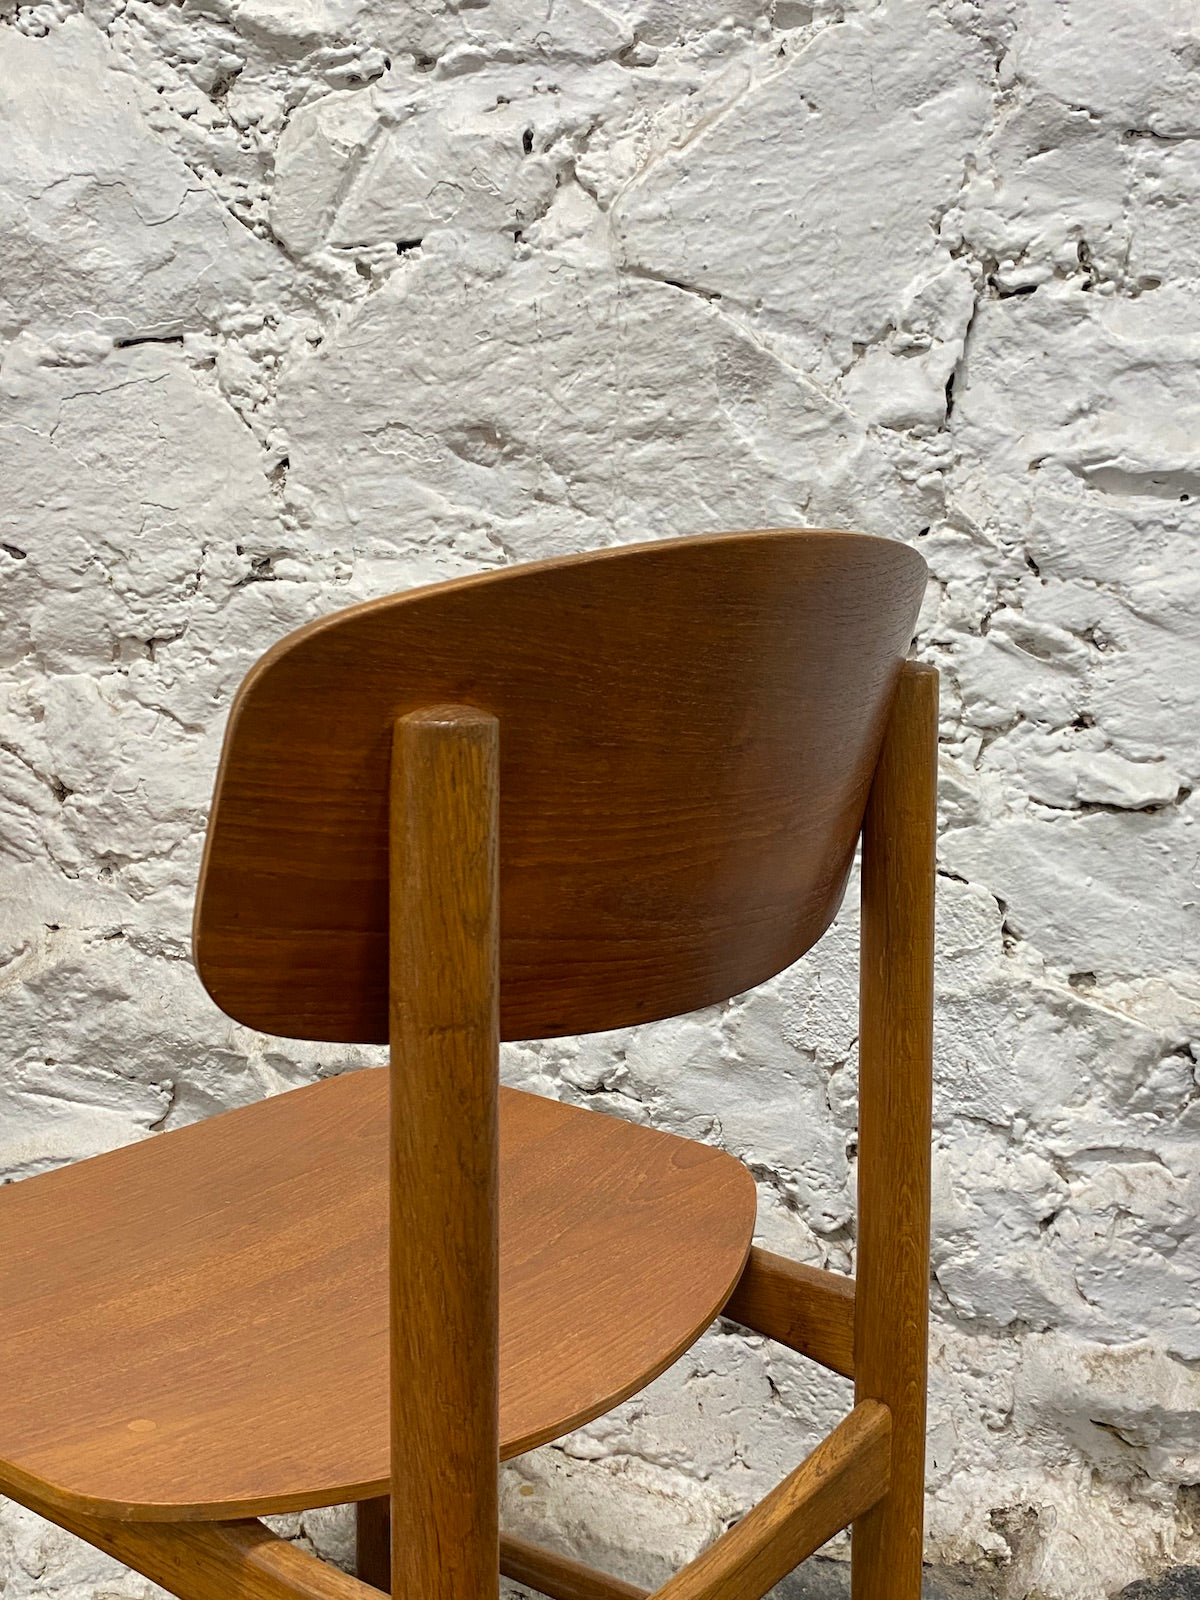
194 529 927 1042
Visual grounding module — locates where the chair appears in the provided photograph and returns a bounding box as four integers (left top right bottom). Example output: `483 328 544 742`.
0 528 935 1600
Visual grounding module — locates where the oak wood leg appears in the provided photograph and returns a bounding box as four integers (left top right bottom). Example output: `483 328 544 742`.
356 1497 391 1591
851 663 937 1600
1 1482 381 1600
390 708 501 1600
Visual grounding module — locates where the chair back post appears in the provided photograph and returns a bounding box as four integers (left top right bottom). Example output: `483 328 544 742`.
851 661 938 1600
388 705 501 1599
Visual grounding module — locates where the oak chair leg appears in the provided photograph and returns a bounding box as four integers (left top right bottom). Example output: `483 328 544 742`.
851 662 937 1600
389 707 501 1600
371 674 931 1600
3 1480 383 1600
356 1497 391 1590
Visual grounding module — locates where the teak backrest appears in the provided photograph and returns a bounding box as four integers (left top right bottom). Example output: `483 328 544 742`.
194 529 927 1043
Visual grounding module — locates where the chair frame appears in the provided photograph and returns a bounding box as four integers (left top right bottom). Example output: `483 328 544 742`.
5 660 935 1600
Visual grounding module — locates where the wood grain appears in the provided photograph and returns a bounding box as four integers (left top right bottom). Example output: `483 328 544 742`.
356 1512 653 1600
17 1491 384 1600
0 1072 754 1521
851 663 938 1600
723 1247 856 1379
354 1509 654 1600
355 1497 390 1589
0 532 934 1600
389 707 500 1600
194 529 927 1043
500 1533 649 1600
647 1402 891 1600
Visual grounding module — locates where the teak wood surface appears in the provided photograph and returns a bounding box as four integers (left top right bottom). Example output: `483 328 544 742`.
195 529 926 1042
0 529 935 1600
0 1070 754 1520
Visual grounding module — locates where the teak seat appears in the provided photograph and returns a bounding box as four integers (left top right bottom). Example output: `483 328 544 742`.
0 529 936 1600
0 1073 754 1519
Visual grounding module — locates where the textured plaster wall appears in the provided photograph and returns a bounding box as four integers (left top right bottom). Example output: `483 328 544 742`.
0 0 1198 1596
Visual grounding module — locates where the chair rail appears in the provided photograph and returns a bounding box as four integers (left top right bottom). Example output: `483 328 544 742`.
722 1247 856 1380
497 1401 890 1600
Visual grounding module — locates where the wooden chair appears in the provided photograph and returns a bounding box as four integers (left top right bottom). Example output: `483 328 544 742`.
0 528 935 1600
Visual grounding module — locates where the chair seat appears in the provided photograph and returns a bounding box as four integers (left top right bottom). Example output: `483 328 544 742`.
0 1069 755 1523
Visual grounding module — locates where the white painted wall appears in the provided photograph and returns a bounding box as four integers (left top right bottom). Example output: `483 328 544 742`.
1 1 1198 1596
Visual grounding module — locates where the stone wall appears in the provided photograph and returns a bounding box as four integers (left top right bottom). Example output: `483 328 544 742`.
1 1 1198 1596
